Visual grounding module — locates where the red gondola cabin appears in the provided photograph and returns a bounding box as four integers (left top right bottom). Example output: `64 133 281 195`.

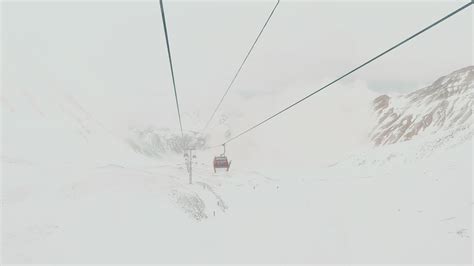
213 155 231 172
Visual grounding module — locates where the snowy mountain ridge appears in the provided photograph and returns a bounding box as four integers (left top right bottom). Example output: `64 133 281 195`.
371 66 473 146
126 127 206 157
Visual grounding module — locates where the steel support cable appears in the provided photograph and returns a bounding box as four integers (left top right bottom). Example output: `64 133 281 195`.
202 0 281 132
160 0 184 137
209 1 472 148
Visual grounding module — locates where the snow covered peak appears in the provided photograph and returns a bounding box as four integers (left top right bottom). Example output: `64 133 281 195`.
126 127 207 157
371 66 473 146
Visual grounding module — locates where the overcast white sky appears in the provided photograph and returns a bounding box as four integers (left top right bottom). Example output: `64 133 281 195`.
2 0 472 133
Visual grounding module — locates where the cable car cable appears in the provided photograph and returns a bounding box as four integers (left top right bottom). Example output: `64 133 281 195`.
212 1 472 147
160 0 184 137
202 0 281 132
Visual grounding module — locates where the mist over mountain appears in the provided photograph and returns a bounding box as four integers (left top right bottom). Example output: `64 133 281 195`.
3 60 472 263
2 0 473 262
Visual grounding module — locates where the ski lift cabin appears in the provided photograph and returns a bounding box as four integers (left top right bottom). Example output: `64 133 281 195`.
213 144 231 172
213 155 230 172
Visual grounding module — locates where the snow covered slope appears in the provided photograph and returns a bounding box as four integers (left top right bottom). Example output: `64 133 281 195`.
2 67 472 263
1 86 277 262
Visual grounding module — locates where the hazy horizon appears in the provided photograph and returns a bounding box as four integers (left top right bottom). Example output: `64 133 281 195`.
3 0 472 134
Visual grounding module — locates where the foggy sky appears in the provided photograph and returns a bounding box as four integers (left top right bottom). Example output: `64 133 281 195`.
2 0 472 132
